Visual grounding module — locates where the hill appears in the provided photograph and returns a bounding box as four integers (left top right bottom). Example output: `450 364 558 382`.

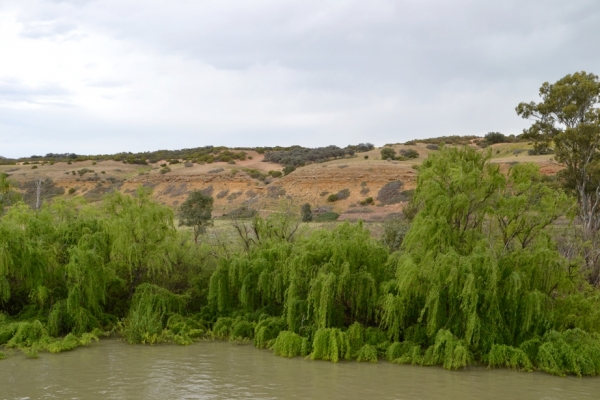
0 138 560 221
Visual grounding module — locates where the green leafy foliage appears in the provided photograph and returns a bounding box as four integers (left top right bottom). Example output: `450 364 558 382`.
273 330 305 357
121 283 188 344
178 190 213 243
3 142 600 376
300 203 312 222
380 147 396 160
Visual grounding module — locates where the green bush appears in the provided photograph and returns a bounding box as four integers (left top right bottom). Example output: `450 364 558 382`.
273 331 304 357
380 147 396 160
399 149 419 159
254 317 287 349
313 211 340 222
484 132 509 144
283 165 296 175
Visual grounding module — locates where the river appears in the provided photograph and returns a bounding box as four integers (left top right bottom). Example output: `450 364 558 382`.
1 339 599 399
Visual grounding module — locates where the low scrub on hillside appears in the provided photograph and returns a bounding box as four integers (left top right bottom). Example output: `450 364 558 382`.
263 146 354 167
376 181 413 205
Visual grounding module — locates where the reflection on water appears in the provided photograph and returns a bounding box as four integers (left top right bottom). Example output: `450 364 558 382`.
1 339 599 400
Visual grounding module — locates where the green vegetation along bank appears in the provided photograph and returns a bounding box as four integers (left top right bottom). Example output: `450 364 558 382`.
1 145 599 377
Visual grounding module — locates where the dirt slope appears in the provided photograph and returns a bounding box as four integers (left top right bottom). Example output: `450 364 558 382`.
0 143 562 220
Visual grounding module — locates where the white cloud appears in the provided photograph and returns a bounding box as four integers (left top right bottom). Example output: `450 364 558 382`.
1 0 600 157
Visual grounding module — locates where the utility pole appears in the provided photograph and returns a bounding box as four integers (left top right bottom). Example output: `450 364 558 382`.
35 178 43 209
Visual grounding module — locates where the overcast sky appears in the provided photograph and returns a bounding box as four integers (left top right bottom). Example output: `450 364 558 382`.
1 0 599 158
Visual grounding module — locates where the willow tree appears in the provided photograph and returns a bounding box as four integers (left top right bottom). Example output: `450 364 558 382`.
0 173 19 214
381 146 579 369
0 203 60 308
208 219 391 334
104 187 176 299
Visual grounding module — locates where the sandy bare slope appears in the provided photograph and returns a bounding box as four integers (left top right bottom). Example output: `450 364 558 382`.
0 143 561 220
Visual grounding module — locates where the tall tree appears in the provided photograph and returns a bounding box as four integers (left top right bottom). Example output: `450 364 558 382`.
178 190 213 244
105 187 175 299
516 72 600 237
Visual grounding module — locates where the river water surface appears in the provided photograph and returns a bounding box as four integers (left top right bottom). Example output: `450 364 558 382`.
1 339 599 399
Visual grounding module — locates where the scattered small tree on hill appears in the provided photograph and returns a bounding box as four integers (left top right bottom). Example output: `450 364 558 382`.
484 132 509 144
380 147 396 160
399 149 419 159
300 203 312 222
178 190 214 244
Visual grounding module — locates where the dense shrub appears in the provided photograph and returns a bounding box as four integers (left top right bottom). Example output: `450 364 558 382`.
327 189 350 202
404 135 479 146
264 146 354 167
346 143 374 153
282 165 296 175
380 147 396 160
399 149 419 159
484 132 510 144
313 211 340 222
376 181 410 205
224 206 258 219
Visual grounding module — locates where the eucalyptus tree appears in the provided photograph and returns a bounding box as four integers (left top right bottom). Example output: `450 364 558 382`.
178 190 213 244
517 71 600 237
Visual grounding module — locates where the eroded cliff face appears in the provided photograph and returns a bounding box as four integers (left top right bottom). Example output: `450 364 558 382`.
120 163 416 220
0 143 562 220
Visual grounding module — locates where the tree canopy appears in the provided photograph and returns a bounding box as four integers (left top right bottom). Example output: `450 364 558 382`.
178 190 213 243
517 71 600 282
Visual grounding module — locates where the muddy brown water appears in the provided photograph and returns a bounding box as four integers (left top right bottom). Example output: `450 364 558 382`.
1 339 599 399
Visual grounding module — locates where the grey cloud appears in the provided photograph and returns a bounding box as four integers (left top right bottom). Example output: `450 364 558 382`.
19 19 79 39
0 78 70 98
1 0 600 157
85 79 128 88
0 78 72 107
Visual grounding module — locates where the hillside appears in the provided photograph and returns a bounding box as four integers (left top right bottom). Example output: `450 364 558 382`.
0 141 560 220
